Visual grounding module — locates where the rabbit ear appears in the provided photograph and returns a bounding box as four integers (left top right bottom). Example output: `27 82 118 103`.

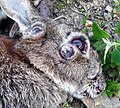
0 0 39 32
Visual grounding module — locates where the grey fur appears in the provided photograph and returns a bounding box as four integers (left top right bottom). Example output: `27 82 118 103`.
0 37 67 108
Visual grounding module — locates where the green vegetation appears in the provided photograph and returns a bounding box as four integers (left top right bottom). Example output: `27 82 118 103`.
62 101 69 108
90 22 120 97
115 22 120 35
113 0 120 14
103 80 120 97
56 0 68 10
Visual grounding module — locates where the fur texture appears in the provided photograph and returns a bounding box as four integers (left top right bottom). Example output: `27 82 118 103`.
0 37 67 108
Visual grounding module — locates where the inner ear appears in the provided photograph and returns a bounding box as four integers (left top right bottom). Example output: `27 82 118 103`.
9 22 22 39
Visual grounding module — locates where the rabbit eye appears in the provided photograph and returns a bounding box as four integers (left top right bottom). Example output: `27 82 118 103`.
71 37 87 54
31 27 42 35
59 44 78 60
72 39 82 49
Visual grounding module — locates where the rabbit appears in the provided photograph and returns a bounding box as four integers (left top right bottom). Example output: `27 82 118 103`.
0 0 106 107
0 19 106 108
0 36 68 108
1 0 106 100
0 17 106 107
13 18 106 100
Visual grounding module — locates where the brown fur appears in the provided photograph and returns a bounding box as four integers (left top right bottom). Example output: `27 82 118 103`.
0 36 68 108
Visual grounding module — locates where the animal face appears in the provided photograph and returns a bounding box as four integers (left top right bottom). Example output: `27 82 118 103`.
15 20 106 99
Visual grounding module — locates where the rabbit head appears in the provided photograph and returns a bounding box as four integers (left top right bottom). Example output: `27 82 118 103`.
14 19 106 99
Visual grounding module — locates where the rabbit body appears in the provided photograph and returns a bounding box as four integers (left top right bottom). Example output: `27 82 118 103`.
0 37 67 108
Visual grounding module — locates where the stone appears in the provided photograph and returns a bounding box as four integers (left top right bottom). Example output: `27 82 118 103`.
118 90 120 98
94 96 112 108
81 95 120 108
105 5 113 13
85 20 93 27
104 5 113 20
111 97 120 108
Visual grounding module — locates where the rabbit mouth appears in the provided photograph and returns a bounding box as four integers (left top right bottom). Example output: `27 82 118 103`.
79 74 106 99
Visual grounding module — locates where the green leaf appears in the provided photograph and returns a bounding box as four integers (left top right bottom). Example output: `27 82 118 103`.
63 102 69 108
91 22 110 41
93 41 105 51
113 0 120 4
102 64 110 72
111 45 120 66
117 83 120 90
116 66 120 71
110 63 116 68
115 22 120 35
117 7 120 14
108 71 119 78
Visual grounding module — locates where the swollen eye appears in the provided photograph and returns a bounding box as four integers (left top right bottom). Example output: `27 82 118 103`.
59 43 79 60
31 27 42 35
71 37 87 54
72 39 82 49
